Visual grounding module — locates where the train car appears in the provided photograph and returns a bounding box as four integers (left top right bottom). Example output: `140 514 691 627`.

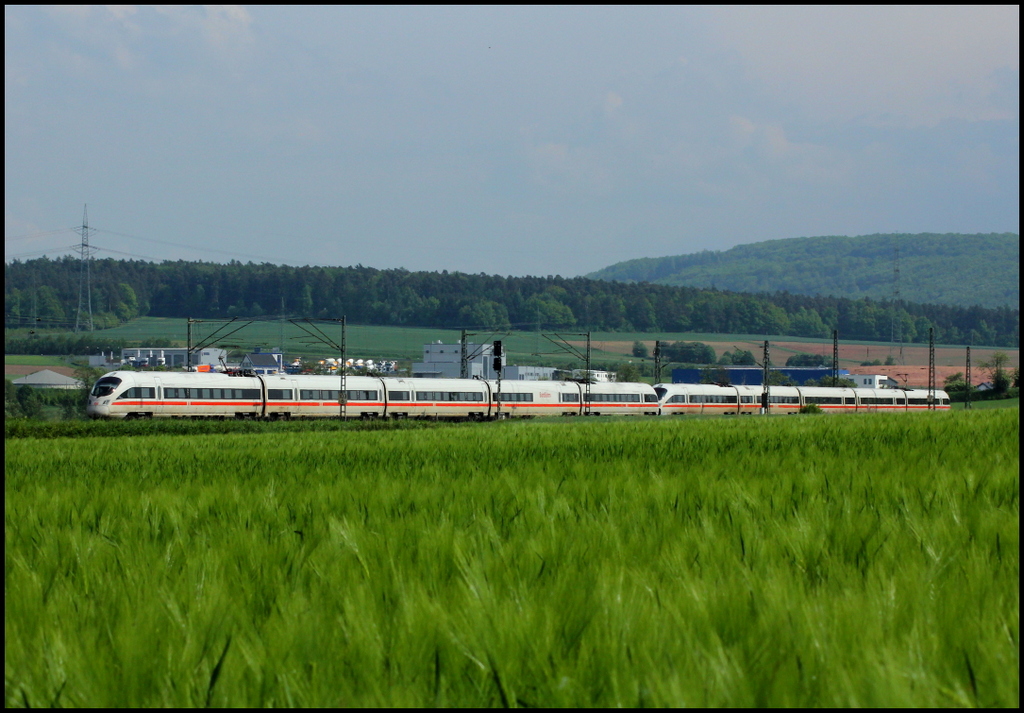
491 380 583 417
902 388 952 411
397 377 492 419
764 386 802 414
656 383 746 416
855 388 906 412
581 381 660 415
797 386 858 413
262 374 387 419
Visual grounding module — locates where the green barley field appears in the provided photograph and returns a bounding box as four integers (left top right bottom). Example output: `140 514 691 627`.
5 412 1019 707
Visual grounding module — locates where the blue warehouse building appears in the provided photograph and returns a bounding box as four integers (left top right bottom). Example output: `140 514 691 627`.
671 367 850 386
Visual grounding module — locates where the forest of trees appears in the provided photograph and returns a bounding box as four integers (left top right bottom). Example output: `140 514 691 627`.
4 256 1019 348
588 232 1019 310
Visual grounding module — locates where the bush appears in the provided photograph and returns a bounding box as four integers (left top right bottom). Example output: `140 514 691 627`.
786 353 826 367
799 403 823 414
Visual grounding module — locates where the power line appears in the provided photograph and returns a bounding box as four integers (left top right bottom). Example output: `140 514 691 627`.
94 228 294 264
4 228 78 242
5 245 80 259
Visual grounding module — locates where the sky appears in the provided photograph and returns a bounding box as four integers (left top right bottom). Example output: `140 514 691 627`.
5 5 1019 277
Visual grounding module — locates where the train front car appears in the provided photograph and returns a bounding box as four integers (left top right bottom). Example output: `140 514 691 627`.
86 371 134 418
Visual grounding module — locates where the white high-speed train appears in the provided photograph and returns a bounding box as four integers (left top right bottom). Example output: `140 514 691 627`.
86 371 950 420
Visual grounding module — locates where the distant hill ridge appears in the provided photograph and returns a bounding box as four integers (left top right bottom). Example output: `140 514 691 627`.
587 233 1019 310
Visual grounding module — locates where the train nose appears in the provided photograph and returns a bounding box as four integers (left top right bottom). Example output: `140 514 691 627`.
86 399 110 419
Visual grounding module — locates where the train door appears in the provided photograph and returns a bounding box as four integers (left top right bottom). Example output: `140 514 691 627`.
729 386 741 415
152 377 163 416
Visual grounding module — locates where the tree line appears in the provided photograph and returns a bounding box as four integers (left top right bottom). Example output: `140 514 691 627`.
5 256 1019 347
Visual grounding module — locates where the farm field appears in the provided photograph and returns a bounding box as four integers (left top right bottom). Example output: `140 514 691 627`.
5 411 1018 707
4 355 68 367
952 397 1019 410
12 317 1017 382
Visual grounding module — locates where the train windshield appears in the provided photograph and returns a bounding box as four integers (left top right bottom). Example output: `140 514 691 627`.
91 377 122 397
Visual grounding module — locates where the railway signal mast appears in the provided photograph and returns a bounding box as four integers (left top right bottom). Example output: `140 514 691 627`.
493 340 503 418
761 340 771 415
965 346 972 410
653 341 662 383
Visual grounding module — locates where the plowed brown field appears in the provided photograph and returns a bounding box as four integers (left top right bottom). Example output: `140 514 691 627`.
588 339 1017 388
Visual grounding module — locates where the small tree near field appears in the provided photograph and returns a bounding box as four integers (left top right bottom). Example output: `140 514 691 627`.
616 363 642 383
981 352 1011 395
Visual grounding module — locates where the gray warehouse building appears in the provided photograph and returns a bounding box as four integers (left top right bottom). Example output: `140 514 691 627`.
413 342 503 379
412 342 557 381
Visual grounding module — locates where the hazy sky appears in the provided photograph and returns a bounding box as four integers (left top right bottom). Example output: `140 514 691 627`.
5 5 1019 276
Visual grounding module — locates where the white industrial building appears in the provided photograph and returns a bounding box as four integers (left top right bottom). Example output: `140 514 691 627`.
848 374 899 389
571 369 616 383
504 365 558 381
119 347 227 368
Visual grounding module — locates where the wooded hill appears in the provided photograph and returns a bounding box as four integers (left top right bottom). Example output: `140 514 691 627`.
4 256 1019 348
587 233 1018 310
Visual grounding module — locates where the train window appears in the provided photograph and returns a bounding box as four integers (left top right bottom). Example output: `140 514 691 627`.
654 387 667 399
942 398 950 405
585 393 641 402
498 393 534 402
389 391 410 401
416 391 444 401
896 398 905 405
741 396 754 404
845 398 856 405
769 395 799 404
669 394 686 403
267 389 291 400
451 392 484 402
644 394 658 403
300 389 340 400
805 396 841 405
560 393 580 403
908 398 927 405
116 387 154 400
91 377 121 397
165 387 189 399
346 390 379 401
241 389 260 399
